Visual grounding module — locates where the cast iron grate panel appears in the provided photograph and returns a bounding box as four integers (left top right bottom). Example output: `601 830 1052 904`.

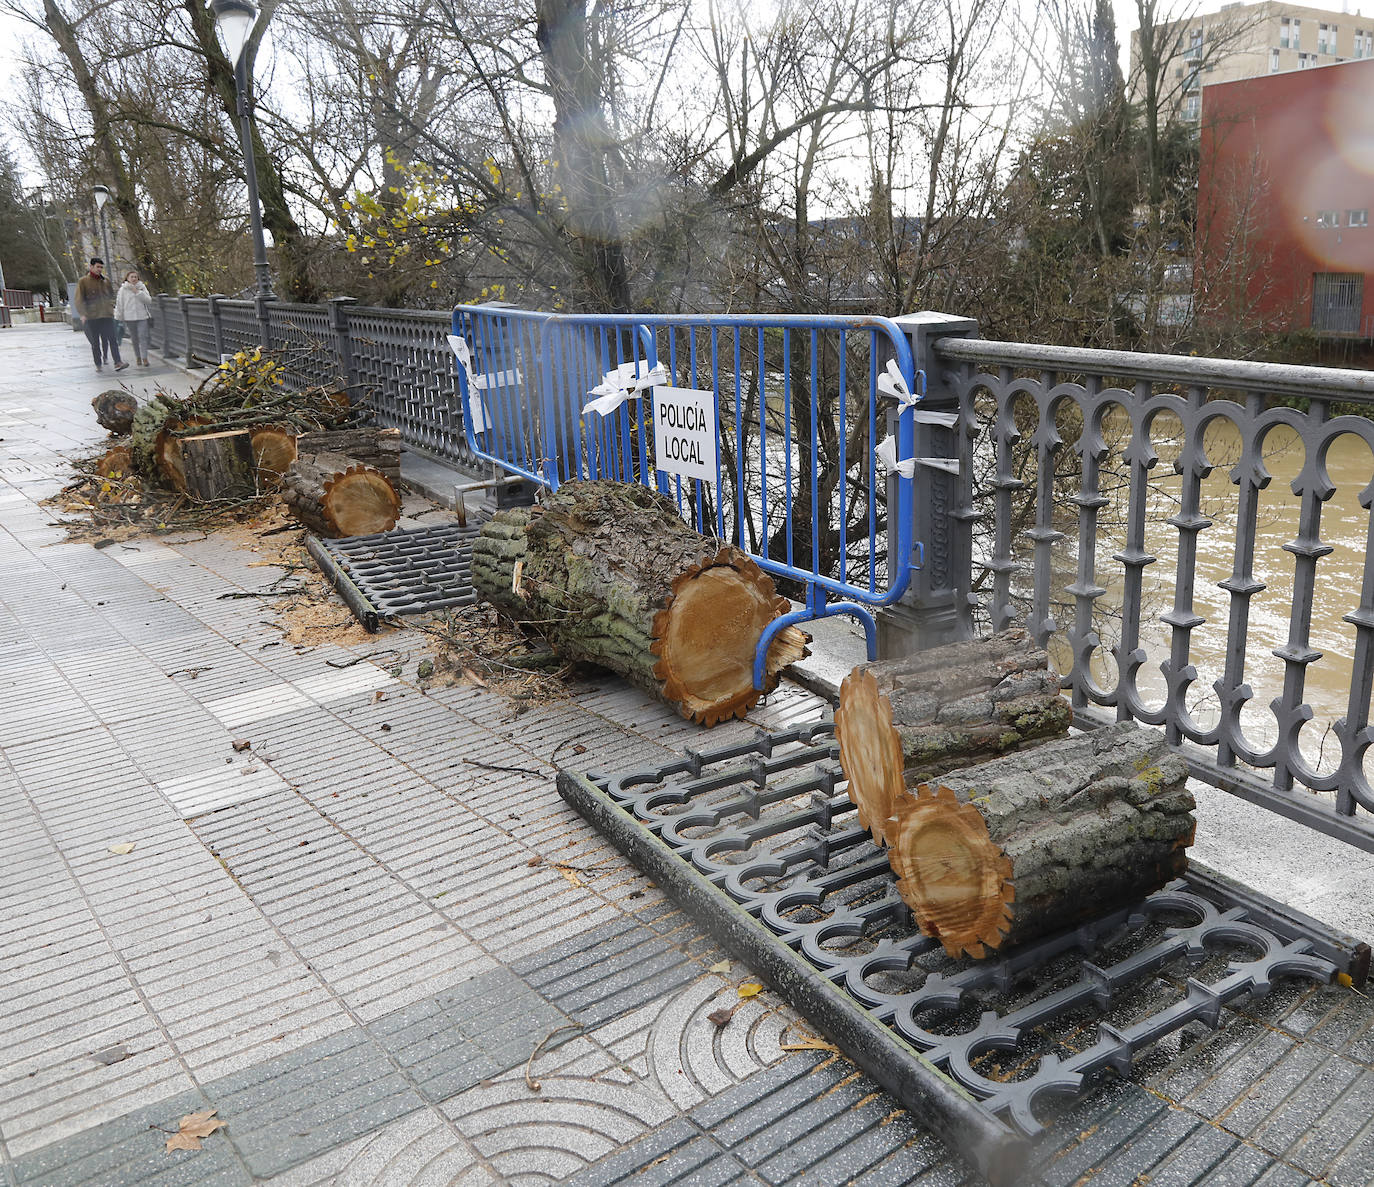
314 522 485 620
565 722 1341 1143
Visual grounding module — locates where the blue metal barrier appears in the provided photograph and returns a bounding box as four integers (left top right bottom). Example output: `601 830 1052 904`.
452 305 924 686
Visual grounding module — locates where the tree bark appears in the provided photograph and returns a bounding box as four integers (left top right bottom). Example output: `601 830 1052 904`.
294 426 400 484
834 631 1072 846
181 430 257 501
885 723 1195 959
471 480 809 725
281 450 400 536
91 389 136 435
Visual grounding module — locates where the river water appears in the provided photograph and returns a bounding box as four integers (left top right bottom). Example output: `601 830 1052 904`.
1041 412 1373 781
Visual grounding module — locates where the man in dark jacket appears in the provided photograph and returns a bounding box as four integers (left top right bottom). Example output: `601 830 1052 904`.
74 258 127 372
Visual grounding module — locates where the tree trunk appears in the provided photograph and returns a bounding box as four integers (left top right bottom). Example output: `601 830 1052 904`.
91 390 136 435
130 393 209 492
281 450 400 536
471 480 809 725
834 631 1071 846
886 723 1195 959
294 426 400 484
181 430 257 501
250 424 298 488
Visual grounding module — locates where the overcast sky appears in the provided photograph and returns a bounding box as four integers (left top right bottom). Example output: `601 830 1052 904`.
0 0 1327 188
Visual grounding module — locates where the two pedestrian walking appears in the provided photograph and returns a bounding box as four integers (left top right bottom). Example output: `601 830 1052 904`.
73 258 127 373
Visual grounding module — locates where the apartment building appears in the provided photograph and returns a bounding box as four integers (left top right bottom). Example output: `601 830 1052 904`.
1130 1 1374 121
1197 57 1374 336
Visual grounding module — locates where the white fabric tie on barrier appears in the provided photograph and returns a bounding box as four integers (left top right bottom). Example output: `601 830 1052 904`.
447 334 521 435
874 434 961 477
583 360 669 417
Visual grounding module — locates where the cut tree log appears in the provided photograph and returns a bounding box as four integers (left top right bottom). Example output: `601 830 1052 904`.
885 723 1195 959
471 480 810 725
295 426 401 484
250 424 298 488
130 393 182 482
181 430 257 502
96 444 133 478
91 390 136 435
834 631 1071 845
281 450 400 537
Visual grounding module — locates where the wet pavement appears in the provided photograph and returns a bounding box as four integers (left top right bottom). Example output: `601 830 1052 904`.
3 320 1374 1186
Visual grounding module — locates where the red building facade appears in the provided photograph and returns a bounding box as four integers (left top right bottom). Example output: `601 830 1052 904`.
1198 58 1374 338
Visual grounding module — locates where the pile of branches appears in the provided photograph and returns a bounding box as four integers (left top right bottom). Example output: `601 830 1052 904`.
131 344 359 490
60 342 364 538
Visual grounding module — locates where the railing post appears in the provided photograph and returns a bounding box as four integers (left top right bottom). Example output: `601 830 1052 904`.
207 294 226 361
177 295 195 367
879 312 979 657
255 291 273 349
327 296 358 405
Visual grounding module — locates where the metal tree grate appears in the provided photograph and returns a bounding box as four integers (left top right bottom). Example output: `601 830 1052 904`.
307 522 485 631
559 721 1353 1180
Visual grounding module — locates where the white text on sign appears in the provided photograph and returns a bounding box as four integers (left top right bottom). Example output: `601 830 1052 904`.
653 387 718 484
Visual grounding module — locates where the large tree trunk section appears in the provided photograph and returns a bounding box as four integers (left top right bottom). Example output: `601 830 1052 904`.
250 425 298 488
130 393 181 482
471 480 809 725
281 451 400 537
295 427 401 485
181 430 257 502
92 390 136 435
886 723 1195 959
834 631 1071 846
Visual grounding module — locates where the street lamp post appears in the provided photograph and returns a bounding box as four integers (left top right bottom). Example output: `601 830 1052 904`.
212 0 275 300
92 184 113 268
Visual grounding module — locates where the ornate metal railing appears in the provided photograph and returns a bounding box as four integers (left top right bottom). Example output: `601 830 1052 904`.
143 293 478 470
920 331 1374 850
218 299 258 357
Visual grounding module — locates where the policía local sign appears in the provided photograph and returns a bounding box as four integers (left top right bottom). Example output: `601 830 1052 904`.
653 387 718 483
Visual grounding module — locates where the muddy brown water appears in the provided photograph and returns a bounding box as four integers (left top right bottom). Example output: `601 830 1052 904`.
1037 413 1374 784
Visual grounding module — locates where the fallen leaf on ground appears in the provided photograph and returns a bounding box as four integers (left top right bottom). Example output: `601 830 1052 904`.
164 1109 228 1152
231 739 251 752
737 983 762 999
527 855 544 867
108 842 136 855
708 960 731 975
462 668 488 688
90 1044 130 1065
707 1005 739 1027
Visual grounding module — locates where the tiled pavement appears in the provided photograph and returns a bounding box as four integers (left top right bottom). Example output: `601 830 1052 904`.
5 322 1374 1187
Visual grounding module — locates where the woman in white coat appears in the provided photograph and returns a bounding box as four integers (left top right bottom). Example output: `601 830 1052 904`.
114 271 155 366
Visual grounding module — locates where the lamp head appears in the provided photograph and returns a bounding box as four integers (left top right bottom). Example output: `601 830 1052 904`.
92 184 110 212
211 0 259 68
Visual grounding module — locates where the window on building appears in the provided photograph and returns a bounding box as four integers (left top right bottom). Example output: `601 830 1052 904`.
1271 47 1281 71
1299 52 1312 66
1318 22 1336 53
1350 210 1370 228
1312 273 1365 333
1317 210 1340 227
1183 94 1201 121
1184 68 1200 92
1357 31 1373 57
1186 29 1203 58
1280 16 1292 47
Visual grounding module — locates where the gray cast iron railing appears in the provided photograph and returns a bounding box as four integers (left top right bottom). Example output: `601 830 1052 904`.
144 292 479 469
900 320 1374 853
138 294 1374 851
